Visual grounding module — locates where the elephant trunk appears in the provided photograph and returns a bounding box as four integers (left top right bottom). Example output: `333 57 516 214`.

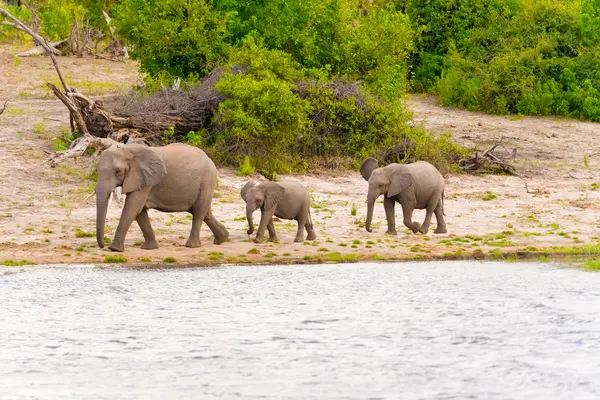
96 187 111 248
365 192 377 233
246 205 255 235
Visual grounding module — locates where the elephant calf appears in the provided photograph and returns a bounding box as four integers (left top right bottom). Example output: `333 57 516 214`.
360 157 447 235
95 143 229 252
241 180 317 243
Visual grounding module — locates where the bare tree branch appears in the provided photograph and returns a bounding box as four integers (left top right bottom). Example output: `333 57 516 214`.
0 7 70 92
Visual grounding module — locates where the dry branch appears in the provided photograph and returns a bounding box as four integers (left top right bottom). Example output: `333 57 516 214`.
0 100 6 116
459 136 518 175
0 8 70 92
16 40 67 57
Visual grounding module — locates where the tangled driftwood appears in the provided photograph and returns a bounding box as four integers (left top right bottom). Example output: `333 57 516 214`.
459 136 518 175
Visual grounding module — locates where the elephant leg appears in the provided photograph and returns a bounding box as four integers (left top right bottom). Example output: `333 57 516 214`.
383 197 397 235
305 216 317 241
109 187 151 252
400 202 420 234
433 200 447 234
267 219 279 242
136 208 159 250
418 203 436 234
254 207 276 243
186 204 208 248
204 209 230 245
294 216 306 243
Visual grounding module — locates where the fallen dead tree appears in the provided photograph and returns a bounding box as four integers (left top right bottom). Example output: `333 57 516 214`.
458 136 518 175
0 7 119 166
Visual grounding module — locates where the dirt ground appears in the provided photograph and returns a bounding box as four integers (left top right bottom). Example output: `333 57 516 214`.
2 43 600 266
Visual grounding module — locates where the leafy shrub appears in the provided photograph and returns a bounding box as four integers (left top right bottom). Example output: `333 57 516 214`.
114 0 230 78
237 156 255 176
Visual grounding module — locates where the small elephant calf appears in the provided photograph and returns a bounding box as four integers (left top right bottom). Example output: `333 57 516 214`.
241 180 317 243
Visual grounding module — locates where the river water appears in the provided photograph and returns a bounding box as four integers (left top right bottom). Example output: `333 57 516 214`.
1 261 600 399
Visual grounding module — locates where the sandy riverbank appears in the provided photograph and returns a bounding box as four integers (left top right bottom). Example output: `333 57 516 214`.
2 43 600 266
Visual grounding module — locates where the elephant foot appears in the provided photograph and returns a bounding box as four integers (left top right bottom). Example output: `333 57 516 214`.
294 237 304 243
434 226 447 234
418 226 430 235
213 230 229 245
141 241 159 250
268 236 280 243
408 224 421 234
385 230 398 235
108 242 125 252
185 238 202 248
306 233 317 241
253 236 265 244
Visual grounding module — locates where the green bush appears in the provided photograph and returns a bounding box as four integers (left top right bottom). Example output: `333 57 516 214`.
114 0 230 78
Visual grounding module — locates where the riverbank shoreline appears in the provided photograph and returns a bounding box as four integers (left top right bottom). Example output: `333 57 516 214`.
2 44 600 267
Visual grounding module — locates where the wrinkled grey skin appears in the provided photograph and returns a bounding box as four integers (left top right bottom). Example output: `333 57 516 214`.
95 143 229 252
241 180 317 243
360 157 447 235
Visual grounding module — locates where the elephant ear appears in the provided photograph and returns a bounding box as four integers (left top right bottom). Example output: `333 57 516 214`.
240 181 256 202
262 182 285 210
122 144 167 193
387 167 414 197
360 157 379 181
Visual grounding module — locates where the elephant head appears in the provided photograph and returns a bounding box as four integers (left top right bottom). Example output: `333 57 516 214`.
95 144 166 248
360 157 414 232
241 181 285 234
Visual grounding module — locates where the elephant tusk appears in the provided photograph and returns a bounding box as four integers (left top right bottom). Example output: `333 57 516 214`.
83 190 96 202
114 186 123 204
108 191 114 209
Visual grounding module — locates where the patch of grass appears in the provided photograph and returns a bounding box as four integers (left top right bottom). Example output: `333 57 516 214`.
140 257 152 262
75 228 94 238
1 259 35 266
317 247 329 252
584 154 590 169
4 108 26 116
282 252 291 256
350 203 357 216
32 122 45 134
247 248 260 254
583 258 600 271
326 252 359 262
591 183 600 191
352 240 362 245
481 191 498 201
163 257 177 263
264 252 277 258
338 242 347 247
104 255 127 263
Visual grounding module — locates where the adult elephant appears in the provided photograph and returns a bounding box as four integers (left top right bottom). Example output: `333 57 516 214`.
95 142 229 252
360 157 447 235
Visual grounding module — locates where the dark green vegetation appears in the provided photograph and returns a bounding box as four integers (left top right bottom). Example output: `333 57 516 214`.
398 0 600 120
3 0 599 173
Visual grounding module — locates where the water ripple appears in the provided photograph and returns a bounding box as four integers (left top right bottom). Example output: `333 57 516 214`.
1 261 599 400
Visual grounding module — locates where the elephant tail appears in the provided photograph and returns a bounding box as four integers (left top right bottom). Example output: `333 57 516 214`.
442 191 446 216
308 206 314 228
